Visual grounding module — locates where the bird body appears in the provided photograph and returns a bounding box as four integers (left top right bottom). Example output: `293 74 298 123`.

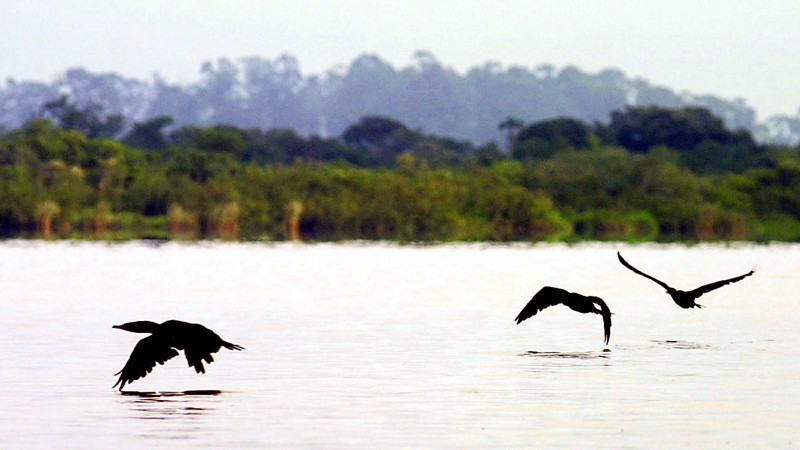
515 286 612 345
113 320 243 391
617 252 754 309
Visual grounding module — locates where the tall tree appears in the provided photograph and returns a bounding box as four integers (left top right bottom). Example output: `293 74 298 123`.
39 95 124 138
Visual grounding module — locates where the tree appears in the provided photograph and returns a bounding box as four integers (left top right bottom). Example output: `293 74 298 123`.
195 58 246 126
239 54 317 133
39 95 124 138
498 116 523 153
342 116 416 164
322 54 402 136
35 200 61 237
608 106 761 171
123 116 174 150
518 117 592 148
170 125 248 157
513 117 594 160
609 106 736 153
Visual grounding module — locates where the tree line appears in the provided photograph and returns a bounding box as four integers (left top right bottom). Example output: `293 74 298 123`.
1 104 798 242
6 52 798 147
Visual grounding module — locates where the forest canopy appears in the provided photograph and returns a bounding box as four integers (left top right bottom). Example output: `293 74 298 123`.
1 102 798 243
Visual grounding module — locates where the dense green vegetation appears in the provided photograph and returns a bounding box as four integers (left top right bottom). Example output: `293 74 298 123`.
1 104 798 242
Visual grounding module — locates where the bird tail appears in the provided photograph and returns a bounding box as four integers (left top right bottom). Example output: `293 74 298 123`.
222 341 245 351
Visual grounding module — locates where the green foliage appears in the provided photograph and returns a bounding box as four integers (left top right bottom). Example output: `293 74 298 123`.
608 106 748 152
513 117 593 160
123 116 174 150
0 112 797 242
755 213 800 242
171 125 248 157
604 106 763 173
342 116 415 165
572 210 658 241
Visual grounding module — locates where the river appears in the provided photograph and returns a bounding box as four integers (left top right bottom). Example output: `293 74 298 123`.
0 241 797 448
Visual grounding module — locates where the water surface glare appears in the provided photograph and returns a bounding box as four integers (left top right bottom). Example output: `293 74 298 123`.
1 241 798 448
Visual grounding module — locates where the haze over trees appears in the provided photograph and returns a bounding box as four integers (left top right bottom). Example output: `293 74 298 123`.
2 52 798 145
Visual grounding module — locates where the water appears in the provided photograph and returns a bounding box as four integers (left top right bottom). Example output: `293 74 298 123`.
1 241 798 448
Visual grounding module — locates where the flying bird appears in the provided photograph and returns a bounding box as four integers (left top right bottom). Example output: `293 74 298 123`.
113 320 244 391
515 286 612 345
617 252 755 309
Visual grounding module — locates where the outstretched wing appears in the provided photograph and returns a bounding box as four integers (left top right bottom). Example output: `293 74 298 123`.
515 286 567 324
176 323 242 373
113 334 179 391
688 268 755 297
617 252 673 291
593 298 613 345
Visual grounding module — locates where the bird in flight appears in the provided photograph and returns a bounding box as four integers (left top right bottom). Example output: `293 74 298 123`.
515 286 612 345
113 320 244 391
617 252 755 309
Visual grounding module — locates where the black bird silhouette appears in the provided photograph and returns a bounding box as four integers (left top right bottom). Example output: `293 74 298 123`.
515 286 612 345
617 252 755 309
112 320 244 391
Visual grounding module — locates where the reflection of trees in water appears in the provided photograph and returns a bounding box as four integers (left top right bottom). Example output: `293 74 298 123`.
116 391 223 440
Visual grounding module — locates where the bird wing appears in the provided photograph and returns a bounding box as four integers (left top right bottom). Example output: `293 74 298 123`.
593 298 613 345
113 334 179 390
179 323 225 374
688 269 755 297
515 286 567 324
617 252 673 291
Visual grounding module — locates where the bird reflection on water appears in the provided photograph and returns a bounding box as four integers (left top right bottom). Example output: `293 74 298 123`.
115 390 224 440
518 350 612 376
521 350 611 359
120 389 224 398
650 340 713 350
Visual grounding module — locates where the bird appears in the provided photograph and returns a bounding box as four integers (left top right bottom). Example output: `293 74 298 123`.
514 286 612 345
617 252 755 309
112 320 244 391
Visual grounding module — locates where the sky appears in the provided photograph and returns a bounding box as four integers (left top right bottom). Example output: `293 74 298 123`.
2 0 798 119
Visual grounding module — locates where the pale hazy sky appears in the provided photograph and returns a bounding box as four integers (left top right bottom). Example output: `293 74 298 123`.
2 1 798 119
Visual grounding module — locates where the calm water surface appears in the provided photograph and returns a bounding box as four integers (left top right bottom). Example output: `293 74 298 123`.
1 241 798 448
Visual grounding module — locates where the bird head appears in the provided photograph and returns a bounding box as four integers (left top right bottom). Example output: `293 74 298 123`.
112 320 160 333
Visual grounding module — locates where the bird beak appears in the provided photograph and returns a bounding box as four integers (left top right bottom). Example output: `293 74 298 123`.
112 325 121 329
